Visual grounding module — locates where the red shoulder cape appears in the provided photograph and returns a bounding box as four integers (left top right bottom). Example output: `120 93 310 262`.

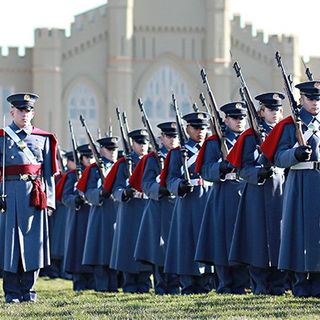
103 157 126 193
194 135 219 173
128 152 156 192
159 147 180 187
226 128 254 168
32 127 59 174
0 127 59 174
76 163 98 193
260 116 294 162
55 170 76 201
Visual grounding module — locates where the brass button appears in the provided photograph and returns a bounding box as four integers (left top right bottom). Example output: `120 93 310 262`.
10 155 14 159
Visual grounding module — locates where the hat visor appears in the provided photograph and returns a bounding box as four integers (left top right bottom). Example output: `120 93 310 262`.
226 112 247 117
189 123 209 129
264 105 281 111
14 105 33 111
162 132 178 137
133 139 149 144
81 153 93 157
305 94 320 101
105 146 119 150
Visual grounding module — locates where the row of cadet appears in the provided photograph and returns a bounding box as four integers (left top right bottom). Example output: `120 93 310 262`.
45 80 320 297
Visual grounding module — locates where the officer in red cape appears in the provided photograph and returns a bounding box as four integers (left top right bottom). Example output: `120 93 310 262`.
0 93 58 303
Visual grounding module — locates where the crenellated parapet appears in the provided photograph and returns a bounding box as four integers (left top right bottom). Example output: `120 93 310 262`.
34 28 66 46
231 14 298 67
71 5 107 35
62 30 108 61
0 46 32 73
133 25 205 34
62 5 108 61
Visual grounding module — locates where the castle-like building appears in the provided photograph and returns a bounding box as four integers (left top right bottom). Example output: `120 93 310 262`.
0 0 318 146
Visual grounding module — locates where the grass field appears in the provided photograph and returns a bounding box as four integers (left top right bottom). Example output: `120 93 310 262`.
1 277 320 319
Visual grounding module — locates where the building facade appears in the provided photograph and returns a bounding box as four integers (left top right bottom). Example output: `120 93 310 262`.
0 0 315 147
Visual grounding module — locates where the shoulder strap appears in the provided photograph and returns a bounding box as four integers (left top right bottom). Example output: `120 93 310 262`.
4 126 37 164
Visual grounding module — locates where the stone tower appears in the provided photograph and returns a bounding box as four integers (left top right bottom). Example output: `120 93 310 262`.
32 28 64 135
204 0 231 105
106 0 134 129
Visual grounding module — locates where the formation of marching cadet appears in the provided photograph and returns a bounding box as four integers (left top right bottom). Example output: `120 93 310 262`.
1 51 320 303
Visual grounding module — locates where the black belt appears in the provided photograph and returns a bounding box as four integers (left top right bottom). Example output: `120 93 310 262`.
5 174 42 181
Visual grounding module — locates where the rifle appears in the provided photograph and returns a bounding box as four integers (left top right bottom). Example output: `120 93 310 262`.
68 120 82 181
137 98 164 169
192 103 200 112
233 61 266 146
108 123 113 137
171 94 191 185
239 87 246 104
0 114 6 213
301 58 313 81
97 128 102 139
122 111 131 147
200 69 229 159
116 107 133 175
275 51 307 146
199 92 216 134
79 115 106 181
57 145 67 173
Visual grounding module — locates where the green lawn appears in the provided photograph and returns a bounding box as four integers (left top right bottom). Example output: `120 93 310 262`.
1 278 320 319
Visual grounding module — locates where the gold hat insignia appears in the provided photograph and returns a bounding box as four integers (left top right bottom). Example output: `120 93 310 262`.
314 82 320 89
24 94 30 101
197 113 204 119
273 93 280 100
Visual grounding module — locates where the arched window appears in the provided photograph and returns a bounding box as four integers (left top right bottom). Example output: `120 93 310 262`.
67 83 99 146
142 65 192 127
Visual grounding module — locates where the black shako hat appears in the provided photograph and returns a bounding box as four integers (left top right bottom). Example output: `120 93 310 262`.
7 92 39 110
65 151 74 162
182 112 210 128
157 121 178 137
255 92 285 110
128 128 149 144
97 136 119 149
295 81 320 100
220 101 247 117
77 144 93 157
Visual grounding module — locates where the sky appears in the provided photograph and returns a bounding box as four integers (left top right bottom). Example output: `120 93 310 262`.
0 0 318 58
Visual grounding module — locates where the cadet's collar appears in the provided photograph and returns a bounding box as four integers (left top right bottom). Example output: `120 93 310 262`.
312 113 320 125
11 122 32 135
102 156 113 164
160 145 168 157
187 138 199 147
300 107 320 126
262 120 274 133
131 151 141 161
225 127 239 141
